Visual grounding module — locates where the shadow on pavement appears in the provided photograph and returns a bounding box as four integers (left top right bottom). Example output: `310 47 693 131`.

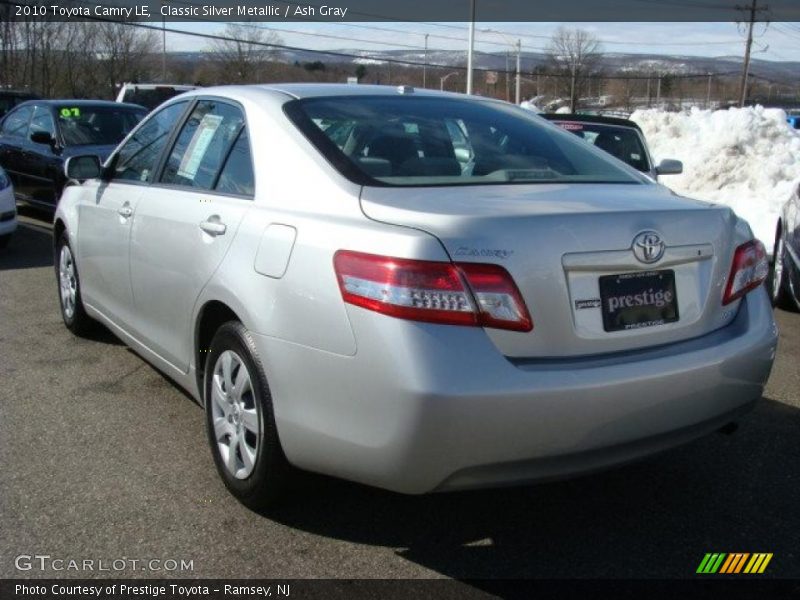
1 212 123 347
268 396 799 584
0 218 54 271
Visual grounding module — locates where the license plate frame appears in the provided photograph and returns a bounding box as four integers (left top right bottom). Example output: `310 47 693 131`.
599 270 679 332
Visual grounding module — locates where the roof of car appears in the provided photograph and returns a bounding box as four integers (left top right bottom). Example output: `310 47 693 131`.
120 83 197 89
178 83 492 105
25 99 145 109
0 90 39 97
260 83 472 99
540 113 642 131
6 99 147 114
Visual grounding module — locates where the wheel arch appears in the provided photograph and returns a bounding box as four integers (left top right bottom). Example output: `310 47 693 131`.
194 299 244 405
53 218 66 251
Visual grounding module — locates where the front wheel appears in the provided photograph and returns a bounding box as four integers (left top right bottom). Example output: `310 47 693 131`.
55 232 96 335
204 321 291 510
0 234 10 249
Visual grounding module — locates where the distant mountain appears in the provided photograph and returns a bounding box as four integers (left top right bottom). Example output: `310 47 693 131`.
169 49 800 83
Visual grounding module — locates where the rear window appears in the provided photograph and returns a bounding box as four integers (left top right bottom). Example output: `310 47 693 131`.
284 96 643 187
551 121 651 172
58 105 146 146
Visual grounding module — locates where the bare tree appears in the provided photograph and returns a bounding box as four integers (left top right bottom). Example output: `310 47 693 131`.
547 27 603 112
93 23 157 98
210 23 282 84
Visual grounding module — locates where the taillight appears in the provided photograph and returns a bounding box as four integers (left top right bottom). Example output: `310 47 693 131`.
333 250 533 332
722 240 769 305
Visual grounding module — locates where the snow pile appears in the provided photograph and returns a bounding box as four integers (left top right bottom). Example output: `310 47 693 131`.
519 100 542 113
630 105 800 247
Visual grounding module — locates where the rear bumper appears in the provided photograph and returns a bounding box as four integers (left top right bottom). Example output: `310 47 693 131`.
254 288 778 494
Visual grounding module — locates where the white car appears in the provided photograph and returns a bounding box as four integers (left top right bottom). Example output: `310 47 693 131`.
115 83 199 112
0 166 17 248
55 84 776 508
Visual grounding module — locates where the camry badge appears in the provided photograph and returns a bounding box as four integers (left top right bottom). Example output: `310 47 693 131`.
632 231 665 264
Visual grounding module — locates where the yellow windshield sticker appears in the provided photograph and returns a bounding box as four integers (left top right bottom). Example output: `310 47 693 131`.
59 107 81 118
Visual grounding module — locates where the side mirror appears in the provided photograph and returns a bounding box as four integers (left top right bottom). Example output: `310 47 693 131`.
656 158 683 176
64 155 102 180
30 130 56 146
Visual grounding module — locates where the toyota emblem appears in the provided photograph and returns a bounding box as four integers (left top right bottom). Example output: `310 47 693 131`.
632 231 665 264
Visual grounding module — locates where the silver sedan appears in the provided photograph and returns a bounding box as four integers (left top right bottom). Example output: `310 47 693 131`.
54 84 778 508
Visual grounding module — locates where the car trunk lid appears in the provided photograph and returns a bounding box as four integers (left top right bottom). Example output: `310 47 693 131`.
360 183 741 358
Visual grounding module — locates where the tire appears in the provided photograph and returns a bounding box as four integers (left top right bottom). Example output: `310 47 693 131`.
204 321 291 510
55 232 96 335
769 228 799 312
0 234 10 249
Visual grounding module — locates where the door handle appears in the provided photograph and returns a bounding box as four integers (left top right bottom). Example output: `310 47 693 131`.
199 219 227 236
117 205 133 218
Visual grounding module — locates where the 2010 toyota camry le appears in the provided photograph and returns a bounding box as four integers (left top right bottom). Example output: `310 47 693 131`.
53 84 778 508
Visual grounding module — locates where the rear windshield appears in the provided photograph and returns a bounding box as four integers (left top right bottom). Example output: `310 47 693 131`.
284 96 643 187
58 105 146 146
550 121 651 172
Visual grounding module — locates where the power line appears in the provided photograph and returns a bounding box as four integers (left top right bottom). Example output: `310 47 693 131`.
0 0 793 87
177 0 750 49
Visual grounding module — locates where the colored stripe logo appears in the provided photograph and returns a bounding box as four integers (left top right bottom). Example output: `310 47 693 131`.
697 553 773 574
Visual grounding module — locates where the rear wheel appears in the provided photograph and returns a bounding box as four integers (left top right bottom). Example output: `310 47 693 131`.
55 232 96 335
204 321 291 509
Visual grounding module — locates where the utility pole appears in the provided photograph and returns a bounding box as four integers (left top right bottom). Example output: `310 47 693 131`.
466 0 475 94
515 39 521 105
569 64 577 112
706 73 712 108
423 33 428 88
737 0 768 107
505 52 510 101
161 11 167 81
656 75 661 107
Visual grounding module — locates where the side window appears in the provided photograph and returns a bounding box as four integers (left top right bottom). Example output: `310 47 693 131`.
1 106 33 138
111 101 188 183
30 106 56 139
160 100 245 190
215 129 254 197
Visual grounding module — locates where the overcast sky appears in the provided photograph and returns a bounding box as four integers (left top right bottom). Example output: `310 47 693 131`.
164 21 800 62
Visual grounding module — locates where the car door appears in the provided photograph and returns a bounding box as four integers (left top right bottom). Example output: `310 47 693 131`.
77 100 190 329
128 98 253 371
26 105 61 206
0 105 34 197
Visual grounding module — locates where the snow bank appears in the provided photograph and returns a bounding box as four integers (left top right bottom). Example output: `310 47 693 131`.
630 105 800 248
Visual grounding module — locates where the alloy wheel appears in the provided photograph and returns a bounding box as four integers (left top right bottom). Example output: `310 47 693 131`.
211 350 260 479
59 244 77 320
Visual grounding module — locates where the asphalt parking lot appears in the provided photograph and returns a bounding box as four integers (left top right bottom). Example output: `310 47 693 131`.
1 211 798 584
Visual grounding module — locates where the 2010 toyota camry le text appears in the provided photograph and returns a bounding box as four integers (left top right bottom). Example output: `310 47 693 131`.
53 84 778 508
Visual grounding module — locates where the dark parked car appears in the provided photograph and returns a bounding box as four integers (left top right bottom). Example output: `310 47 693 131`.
770 182 800 311
541 113 683 180
0 90 40 118
0 99 146 209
